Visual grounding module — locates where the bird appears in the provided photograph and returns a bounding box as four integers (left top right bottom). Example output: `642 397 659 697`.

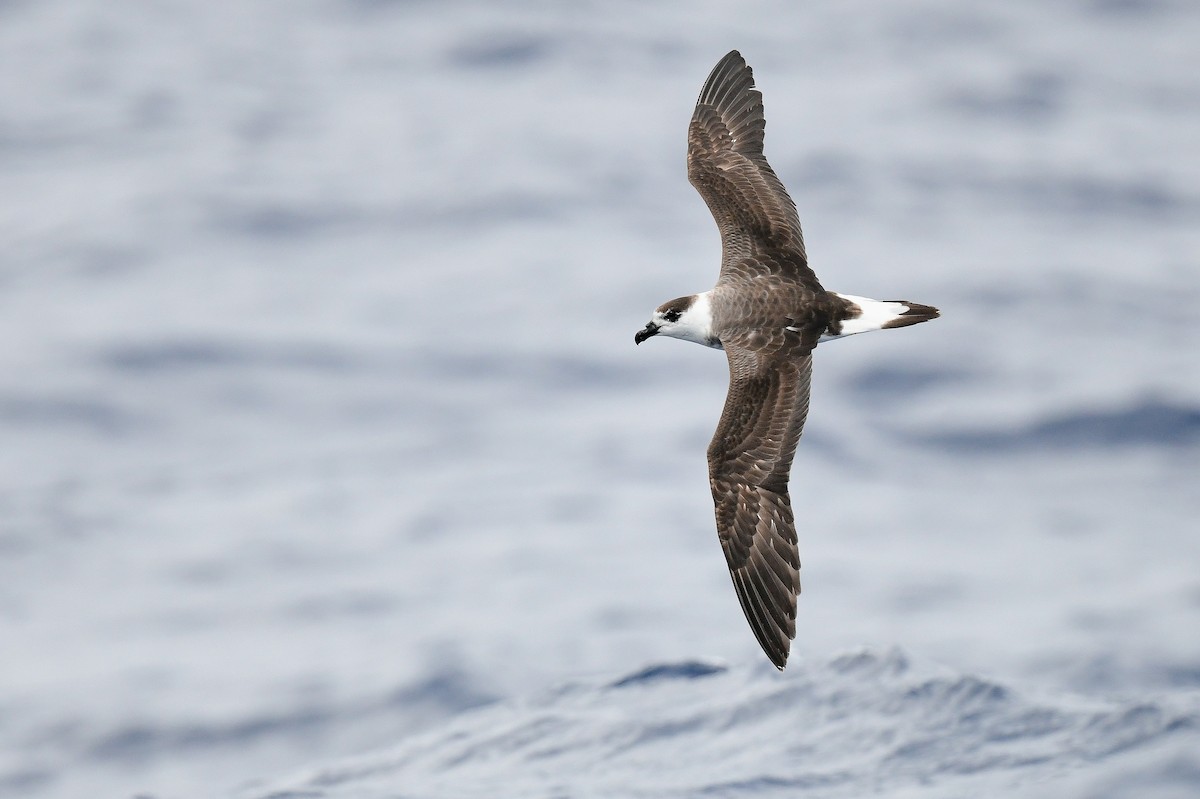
634 50 939 670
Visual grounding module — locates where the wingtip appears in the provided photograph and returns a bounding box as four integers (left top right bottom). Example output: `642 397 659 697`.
769 638 791 670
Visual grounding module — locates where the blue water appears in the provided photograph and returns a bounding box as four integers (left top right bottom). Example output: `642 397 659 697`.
2 1 1199 797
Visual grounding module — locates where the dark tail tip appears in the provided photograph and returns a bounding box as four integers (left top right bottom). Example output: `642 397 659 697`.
881 301 940 330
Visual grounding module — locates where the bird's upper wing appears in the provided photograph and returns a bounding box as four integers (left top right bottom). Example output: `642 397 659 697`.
707 329 813 669
687 50 817 287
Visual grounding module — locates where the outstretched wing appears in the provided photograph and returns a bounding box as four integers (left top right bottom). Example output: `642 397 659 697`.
707 331 813 669
688 50 816 287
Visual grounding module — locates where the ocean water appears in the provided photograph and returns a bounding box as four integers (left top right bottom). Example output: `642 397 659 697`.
2 1 1198 797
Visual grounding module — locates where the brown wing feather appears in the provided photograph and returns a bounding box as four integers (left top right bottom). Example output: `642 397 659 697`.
708 331 813 669
687 50 817 287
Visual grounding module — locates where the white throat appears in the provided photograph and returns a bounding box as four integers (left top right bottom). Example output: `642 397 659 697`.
663 291 720 349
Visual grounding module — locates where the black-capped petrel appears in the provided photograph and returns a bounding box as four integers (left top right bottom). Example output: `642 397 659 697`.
635 50 939 670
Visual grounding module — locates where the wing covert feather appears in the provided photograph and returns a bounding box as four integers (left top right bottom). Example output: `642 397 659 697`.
707 335 813 669
687 51 814 285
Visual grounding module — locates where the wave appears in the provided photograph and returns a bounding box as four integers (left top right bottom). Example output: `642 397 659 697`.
242 649 1200 798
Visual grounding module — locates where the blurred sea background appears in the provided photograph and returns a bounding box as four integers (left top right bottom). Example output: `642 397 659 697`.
2 1 1199 797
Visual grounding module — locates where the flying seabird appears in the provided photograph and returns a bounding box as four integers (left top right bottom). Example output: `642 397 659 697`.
635 50 939 670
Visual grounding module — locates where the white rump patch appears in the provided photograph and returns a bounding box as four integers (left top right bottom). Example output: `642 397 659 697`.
820 294 911 342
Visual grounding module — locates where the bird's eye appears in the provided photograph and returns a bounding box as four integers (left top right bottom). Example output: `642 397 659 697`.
663 310 681 323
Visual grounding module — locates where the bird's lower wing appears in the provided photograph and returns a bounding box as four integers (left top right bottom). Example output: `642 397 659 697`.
708 338 812 669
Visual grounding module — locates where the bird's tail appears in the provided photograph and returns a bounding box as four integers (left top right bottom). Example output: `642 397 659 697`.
825 293 940 340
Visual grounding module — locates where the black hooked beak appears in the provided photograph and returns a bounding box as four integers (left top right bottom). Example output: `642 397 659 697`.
634 322 659 345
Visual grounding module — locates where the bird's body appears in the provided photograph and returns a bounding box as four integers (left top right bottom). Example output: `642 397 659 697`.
635 50 938 670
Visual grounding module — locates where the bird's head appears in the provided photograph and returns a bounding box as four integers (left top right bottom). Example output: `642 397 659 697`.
634 293 720 349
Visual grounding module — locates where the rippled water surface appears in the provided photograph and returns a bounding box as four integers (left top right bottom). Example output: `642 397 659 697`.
2 1 1199 797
